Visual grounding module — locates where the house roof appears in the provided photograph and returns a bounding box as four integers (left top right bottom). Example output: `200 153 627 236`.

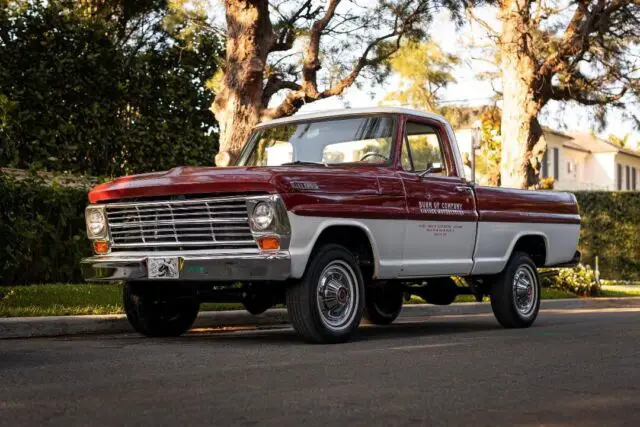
561 140 591 154
542 127 574 141
569 133 640 160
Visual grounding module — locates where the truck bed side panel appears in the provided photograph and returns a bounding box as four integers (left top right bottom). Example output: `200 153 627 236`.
472 187 580 275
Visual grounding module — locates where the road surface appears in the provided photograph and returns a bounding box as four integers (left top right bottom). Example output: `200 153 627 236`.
2 308 639 426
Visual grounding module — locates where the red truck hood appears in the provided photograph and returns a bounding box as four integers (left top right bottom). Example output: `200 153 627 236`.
88 165 389 203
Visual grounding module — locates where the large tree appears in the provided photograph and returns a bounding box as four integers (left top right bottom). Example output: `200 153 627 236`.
211 0 480 166
472 1 640 188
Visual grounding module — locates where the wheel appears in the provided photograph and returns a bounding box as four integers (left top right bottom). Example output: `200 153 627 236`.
123 282 200 337
490 251 541 328
363 284 403 325
286 244 365 344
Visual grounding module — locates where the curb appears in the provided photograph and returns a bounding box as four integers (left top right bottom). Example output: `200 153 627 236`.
2 297 640 339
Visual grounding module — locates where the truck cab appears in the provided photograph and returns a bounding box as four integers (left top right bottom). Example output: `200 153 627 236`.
81 107 581 343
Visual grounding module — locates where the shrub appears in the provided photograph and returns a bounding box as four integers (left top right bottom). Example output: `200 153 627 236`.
542 264 600 297
574 192 640 281
0 173 91 285
0 0 220 176
1 174 638 286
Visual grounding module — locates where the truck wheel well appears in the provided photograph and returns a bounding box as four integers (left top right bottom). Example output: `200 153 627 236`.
512 235 546 267
311 226 375 280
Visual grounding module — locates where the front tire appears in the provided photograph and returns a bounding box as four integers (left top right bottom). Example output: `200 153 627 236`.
490 252 541 328
123 282 200 337
364 284 403 325
286 244 365 344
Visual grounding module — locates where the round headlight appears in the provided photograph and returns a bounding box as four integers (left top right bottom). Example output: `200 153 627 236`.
87 209 106 237
251 202 274 231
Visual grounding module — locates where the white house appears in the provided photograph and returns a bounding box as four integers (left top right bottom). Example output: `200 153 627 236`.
455 127 640 191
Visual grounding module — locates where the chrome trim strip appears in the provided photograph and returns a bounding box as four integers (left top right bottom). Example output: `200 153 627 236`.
111 240 255 248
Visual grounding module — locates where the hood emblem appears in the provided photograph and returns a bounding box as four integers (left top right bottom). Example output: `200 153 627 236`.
291 181 319 191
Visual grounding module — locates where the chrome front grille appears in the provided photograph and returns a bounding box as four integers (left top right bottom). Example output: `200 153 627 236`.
105 196 256 251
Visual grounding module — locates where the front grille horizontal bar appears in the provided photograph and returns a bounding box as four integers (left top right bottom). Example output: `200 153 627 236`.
108 211 246 220
107 204 246 216
109 217 249 229
111 240 255 248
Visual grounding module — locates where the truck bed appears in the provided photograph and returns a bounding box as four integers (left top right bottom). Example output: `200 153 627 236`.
470 186 580 275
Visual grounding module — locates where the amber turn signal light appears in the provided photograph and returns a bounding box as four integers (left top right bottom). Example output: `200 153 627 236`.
257 236 280 251
93 240 110 254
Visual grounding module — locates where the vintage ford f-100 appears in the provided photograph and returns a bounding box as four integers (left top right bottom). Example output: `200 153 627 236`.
81 107 581 343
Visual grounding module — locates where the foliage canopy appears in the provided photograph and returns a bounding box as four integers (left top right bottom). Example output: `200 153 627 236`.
0 0 221 176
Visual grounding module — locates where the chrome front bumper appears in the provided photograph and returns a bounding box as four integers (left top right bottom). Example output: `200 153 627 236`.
80 251 291 282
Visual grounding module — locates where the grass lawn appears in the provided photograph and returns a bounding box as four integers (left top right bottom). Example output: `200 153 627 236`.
0 284 243 317
1 283 581 318
600 285 640 298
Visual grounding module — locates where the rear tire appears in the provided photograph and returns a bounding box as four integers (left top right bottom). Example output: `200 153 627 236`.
286 244 365 344
364 285 403 325
490 252 540 328
123 282 199 337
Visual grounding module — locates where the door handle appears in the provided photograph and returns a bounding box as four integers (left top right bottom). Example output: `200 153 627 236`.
455 186 471 193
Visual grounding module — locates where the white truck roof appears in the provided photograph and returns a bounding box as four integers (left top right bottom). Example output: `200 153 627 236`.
255 107 450 129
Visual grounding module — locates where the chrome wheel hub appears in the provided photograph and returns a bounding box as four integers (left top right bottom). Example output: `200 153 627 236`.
316 260 359 331
513 265 538 316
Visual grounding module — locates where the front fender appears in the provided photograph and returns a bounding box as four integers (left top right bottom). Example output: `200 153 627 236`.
286 213 382 279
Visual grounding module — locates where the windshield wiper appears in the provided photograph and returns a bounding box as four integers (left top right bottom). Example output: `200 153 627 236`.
280 161 328 167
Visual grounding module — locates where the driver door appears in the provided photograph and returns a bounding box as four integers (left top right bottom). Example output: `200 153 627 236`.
399 118 478 277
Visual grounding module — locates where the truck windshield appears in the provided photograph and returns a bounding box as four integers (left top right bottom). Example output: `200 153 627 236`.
237 115 395 167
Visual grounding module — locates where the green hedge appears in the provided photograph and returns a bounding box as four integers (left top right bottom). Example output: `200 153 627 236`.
0 174 91 285
0 176 638 285
574 192 640 281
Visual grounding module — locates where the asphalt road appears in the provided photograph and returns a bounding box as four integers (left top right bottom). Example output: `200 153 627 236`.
1 308 640 427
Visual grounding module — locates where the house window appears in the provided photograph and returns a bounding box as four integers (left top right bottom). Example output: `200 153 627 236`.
633 167 637 191
553 148 559 181
541 151 548 178
617 163 623 190
626 166 631 190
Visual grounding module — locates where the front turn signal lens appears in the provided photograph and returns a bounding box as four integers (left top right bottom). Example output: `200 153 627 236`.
93 240 110 254
257 236 280 251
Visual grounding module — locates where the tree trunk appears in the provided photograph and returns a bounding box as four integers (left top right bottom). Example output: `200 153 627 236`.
211 0 273 166
498 0 546 189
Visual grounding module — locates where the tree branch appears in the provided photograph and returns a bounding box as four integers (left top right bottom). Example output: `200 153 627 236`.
319 31 400 98
269 0 314 52
467 8 497 37
549 85 628 106
301 0 342 96
262 0 436 120
261 75 302 107
537 0 629 78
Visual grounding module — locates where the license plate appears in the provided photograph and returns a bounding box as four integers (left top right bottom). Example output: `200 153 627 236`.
147 257 180 279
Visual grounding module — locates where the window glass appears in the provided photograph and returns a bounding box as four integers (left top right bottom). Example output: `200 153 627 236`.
401 137 413 170
402 122 445 176
239 116 394 166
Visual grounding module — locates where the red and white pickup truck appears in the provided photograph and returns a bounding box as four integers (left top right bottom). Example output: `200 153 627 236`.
81 107 581 343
